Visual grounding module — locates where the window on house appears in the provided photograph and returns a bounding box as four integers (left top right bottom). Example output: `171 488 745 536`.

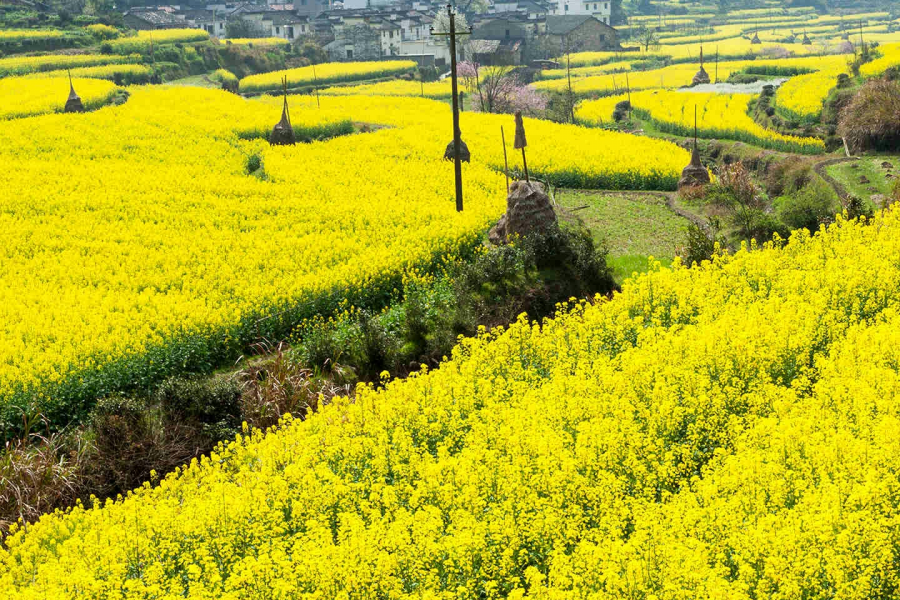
505 29 510 38
347 48 353 58
276 26 280 34
219 22 224 30
599 34 604 41
287 26 294 37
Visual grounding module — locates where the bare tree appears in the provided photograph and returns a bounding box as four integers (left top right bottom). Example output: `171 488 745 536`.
635 25 660 52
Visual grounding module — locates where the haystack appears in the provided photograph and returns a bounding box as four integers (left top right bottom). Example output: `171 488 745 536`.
488 180 558 245
443 135 471 163
692 47 710 86
269 77 296 146
751 32 761 44
64 72 84 113
802 34 812 45
678 144 711 189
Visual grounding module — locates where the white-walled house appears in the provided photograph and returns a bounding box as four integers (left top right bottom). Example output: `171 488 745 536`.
557 0 611 23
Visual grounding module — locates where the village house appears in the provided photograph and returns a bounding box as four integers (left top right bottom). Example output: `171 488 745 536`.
180 9 227 37
545 14 618 52
557 0 611 24
123 8 188 30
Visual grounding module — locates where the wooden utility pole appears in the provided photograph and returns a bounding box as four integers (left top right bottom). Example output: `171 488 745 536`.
312 63 320 108
565 35 575 124
431 4 471 212
501 126 510 192
421 38 426 97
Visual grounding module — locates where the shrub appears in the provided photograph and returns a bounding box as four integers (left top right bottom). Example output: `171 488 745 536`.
838 79 900 153
707 162 773 242
680 218 723 267
154 376 242 441
238 342 350 429
765 157 814 197
86 394 202 498
775 178 837 233
612 100 631 122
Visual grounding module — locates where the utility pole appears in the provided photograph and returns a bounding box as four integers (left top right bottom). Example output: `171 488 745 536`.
431 5 471 212
312 63 320 108
565 35 574 124
421 37 426 97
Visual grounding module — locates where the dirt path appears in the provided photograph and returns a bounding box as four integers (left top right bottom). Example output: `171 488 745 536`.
814 156 858 200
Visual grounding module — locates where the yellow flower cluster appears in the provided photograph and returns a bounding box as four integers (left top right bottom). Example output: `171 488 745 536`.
224 37 290 46
5 208 900 598
240 60 418 93
0 88 687 424
137 28 210 43
211 68 238 84
0 76 118 120
775 65 846 121
107 28 209 53
577 89 825 153
84 23 119 39
0 53 139 77
0 29 64 43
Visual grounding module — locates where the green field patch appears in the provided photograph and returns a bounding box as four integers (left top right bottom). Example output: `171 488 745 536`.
557 190 689 283
827 156 900 203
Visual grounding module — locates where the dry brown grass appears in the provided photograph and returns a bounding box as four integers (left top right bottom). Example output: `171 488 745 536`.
0 413 89 534
838 79 900 153
237 341 352 430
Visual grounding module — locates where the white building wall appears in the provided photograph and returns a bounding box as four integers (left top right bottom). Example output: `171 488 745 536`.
558 0 611 22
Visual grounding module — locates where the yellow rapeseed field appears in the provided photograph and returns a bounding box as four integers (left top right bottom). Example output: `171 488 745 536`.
861 42 900 76
0 29 65 43
775 65 846 121
24 64 152 82
577 89 825 153
0 76 118 120
4 207 900 597
106 29 209 53
0 88 688 428
319 78 454 99
0 53 139 77
224 37 290 46
240 60 418 93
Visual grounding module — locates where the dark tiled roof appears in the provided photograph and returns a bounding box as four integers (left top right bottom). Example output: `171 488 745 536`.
125 9 184 25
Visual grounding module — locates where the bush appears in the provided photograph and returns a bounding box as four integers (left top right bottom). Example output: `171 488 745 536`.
680 218 723 267
838 79 900 153
155 376 242 441
613 100 631 122
775 178 837 232
764 157 813 197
